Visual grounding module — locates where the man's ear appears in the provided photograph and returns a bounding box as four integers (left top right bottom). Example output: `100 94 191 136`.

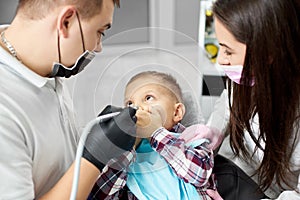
57 6 77 38
173 103 185 123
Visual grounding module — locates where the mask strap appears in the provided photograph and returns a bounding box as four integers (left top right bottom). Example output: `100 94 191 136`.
56 11 85 64
57 29 61 63
76 11 86 52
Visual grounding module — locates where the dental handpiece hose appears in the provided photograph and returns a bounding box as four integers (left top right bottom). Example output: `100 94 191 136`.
70 112 119 200
70 106 137 200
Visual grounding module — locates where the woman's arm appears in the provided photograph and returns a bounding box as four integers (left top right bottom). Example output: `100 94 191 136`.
206 89 230 137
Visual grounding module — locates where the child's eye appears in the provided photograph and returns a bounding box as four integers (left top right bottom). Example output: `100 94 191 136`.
145 95 154 101
126 101 133 107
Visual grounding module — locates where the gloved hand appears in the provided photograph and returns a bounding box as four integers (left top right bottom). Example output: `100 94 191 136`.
82 105 137 171
181 124 224 150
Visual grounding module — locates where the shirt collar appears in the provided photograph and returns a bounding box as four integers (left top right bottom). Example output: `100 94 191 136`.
171 123 186 133
0 25 48 88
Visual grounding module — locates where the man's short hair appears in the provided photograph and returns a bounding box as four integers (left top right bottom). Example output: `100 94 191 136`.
17 0 120 20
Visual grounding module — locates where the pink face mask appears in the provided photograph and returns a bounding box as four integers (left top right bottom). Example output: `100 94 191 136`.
217 64 255 86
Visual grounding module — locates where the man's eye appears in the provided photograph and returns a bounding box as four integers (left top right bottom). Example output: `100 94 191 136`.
98 31 105 37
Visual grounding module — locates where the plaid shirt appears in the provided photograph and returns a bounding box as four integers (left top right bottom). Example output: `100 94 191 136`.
88 123 215 200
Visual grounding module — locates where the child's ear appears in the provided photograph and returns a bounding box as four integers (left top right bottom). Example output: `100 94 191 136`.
173 103 185 123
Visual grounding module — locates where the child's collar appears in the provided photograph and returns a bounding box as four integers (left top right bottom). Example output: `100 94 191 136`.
170 123 186 133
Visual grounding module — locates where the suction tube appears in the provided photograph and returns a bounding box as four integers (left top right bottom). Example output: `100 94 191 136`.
70 111 120 200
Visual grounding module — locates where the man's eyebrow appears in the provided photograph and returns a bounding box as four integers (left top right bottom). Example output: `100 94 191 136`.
219 42 233 50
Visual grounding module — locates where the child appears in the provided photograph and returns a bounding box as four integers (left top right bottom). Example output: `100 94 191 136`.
88 71 220 200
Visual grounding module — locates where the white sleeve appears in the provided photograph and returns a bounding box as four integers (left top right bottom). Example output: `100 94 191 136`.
206 89 230 134
262 190 300 200
272 191 300 200
268 144 300 199
0 108 34 200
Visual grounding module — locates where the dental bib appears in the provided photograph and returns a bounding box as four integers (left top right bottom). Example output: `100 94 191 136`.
126 139 200 200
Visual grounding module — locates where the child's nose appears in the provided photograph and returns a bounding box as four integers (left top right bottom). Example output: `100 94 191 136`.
137 104 150 112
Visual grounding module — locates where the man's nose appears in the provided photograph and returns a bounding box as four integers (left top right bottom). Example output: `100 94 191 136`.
94 41 102 53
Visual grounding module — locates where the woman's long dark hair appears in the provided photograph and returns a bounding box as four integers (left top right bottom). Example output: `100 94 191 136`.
213 0 300 191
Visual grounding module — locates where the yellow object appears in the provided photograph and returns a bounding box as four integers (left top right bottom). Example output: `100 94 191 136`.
205 43 218 63
206 9 213 17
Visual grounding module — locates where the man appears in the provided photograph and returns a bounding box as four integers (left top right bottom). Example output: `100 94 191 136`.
0 0 135 199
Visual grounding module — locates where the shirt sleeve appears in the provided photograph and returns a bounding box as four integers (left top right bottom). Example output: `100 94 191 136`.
262 191 300 200
150 127 214 187
206 89 230 135
265 147 300 199
0 110 34 199
89 150 135 199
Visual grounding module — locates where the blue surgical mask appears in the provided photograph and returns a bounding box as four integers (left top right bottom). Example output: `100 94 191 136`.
49 12 95 78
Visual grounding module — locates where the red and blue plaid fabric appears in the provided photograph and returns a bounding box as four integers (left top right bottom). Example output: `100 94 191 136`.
88 123 216 200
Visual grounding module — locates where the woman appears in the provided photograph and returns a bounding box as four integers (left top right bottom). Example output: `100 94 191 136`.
209 0 300 199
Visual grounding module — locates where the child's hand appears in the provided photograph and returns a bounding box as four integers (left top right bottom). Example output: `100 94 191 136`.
135 106 163 138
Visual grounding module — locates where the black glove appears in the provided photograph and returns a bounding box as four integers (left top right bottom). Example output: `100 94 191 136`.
82 105 137 171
